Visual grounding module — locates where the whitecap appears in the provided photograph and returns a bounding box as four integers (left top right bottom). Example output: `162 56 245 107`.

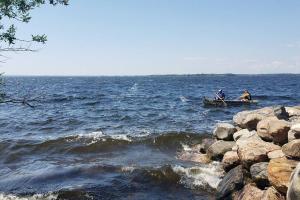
172 161 224 190
0 193 57 200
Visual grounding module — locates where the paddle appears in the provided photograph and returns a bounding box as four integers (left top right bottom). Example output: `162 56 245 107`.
215 93 227 107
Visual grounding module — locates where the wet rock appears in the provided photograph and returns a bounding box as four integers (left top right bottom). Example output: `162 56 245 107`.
261 186 285 200
222 151 240 172
236 134 281 168
287 163 300 200
250 162 269 187
257 117 290 145
233 129 256 141
288 124 300 142
235 184 264 200
199 138 216 153
268 149 285 159
213 123 237 140
282 139 300 158
177 151 211 164
207 140 235 160
233 107 276 130
216 165 246 200
268 157 298 194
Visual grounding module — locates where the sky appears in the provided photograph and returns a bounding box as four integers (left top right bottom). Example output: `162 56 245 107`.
3 0 300 75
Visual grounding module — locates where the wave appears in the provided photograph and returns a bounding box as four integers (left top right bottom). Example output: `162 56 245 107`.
0 132 210 161
0 193 57 200
0 163 222 199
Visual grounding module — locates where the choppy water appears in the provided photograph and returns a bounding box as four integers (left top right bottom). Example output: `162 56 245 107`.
1 74 300 200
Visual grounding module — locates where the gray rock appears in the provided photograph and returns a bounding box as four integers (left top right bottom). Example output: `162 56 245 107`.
207 140 235 160
199 138 216 153
250 162 269 187
213 123 237 141
216 165 246 200
233 129 256 141
282 139 300 158
287 163 300 200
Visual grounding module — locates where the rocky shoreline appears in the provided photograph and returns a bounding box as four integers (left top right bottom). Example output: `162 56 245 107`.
184 105 300 199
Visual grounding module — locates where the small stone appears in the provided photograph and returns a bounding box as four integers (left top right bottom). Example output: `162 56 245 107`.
199 138 216 153
288 124 300 142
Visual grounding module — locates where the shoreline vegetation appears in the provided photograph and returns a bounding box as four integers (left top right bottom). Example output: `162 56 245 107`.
180 105 300 199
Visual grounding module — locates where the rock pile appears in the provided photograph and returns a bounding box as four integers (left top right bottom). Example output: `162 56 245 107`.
196 105 300 199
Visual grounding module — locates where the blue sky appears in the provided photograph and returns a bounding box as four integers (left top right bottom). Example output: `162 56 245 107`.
3 0 300 75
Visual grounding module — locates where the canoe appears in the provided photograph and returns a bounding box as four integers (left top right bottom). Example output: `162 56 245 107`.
203 97 258 107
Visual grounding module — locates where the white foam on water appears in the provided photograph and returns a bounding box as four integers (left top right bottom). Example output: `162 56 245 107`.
121 166 135 173
172 161 224 190
0 193 57 200
181 143 192 151
110 134 132 142
180 96 188 102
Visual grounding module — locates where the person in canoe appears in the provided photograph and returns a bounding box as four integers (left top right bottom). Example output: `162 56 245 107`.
240 90 252 101
215 89 225 100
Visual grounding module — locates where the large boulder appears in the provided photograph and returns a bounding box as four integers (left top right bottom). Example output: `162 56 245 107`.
233 129 257 141
261 187 285 200
222 151 240 172
287 163 300 200
199 138 216 153
233 107 277 130
236 134 281 168
234 184 264 200
216 165 247 199
282 139 300 158
250 162 269 187
288 123 300 142
213 123 237 140
207 140 235 160
257 117 290 145
268 157 298 194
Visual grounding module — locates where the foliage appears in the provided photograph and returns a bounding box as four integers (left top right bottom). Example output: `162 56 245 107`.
0 0 68 52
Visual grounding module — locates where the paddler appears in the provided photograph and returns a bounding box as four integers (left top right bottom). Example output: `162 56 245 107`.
215 89 225 100
240 90 252 101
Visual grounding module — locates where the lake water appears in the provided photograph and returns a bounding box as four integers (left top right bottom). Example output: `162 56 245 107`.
1 74 299 199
